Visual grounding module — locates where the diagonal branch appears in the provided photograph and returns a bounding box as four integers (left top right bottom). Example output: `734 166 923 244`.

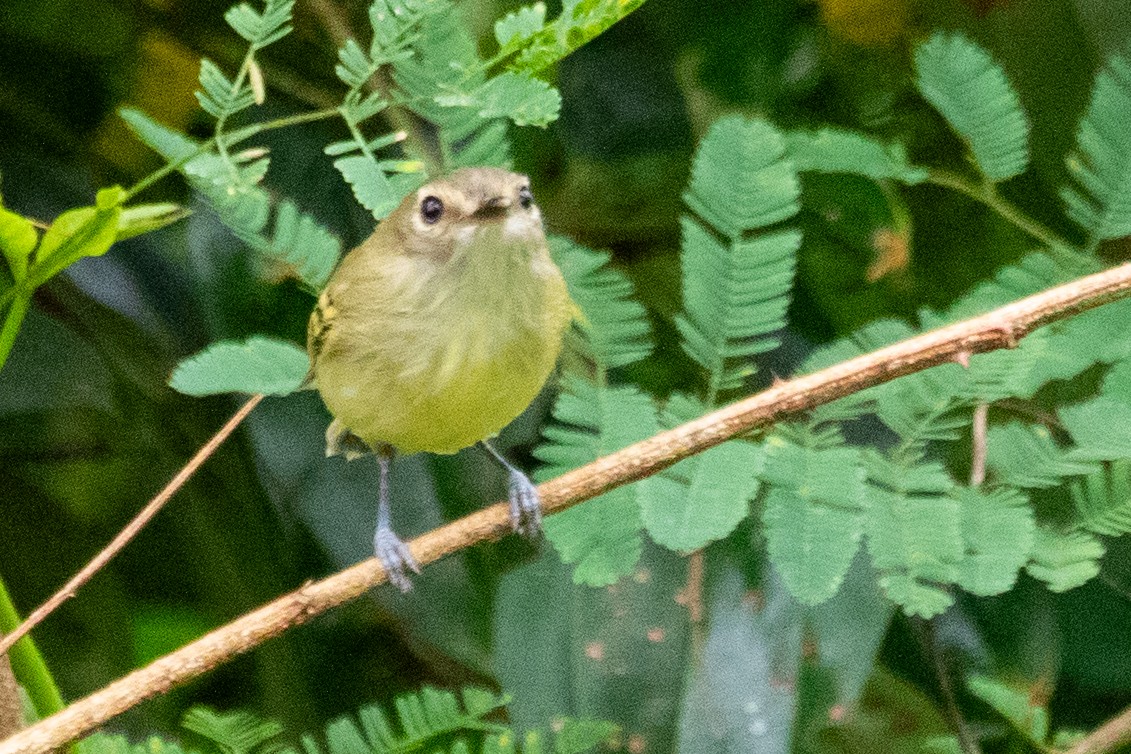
2 261 1131 754
0 395 264 660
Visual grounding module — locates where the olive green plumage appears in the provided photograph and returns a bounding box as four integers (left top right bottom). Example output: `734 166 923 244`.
307 167 575 457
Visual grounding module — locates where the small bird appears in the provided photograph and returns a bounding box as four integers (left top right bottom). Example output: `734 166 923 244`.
307 167 574 590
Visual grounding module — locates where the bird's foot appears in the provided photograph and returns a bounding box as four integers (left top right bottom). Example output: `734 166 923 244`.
374 526 421 592
507 469 543 539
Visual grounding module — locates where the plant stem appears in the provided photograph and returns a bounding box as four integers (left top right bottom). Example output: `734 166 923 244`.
0 578 65 720
0 291 32 375
927 169 1074 250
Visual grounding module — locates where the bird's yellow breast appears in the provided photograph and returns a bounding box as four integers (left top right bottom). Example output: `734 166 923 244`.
311 239 573 455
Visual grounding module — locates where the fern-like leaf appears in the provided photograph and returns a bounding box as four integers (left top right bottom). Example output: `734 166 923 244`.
914 32 1029 182
986 422 1097 489
333 155 426 221
954 486 1034 596
536 379 658 586
862 451 960 618
1026 525 1104 592
511 0 648 74
196 58 257 120
785 128 928 184
760 438 865 605
225 0 294 50
638 394 762 552
121 109 340 288
676 115 801 395
436 72 561 128
549 235 651 371
393 4 513 170
297 687 508 754
1061 51 1131 243
1072 460 1131 536
169 337 309 397
182 707 284 754
494 3 546 53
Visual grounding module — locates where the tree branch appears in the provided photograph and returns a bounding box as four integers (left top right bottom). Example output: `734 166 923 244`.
3 261 1131 754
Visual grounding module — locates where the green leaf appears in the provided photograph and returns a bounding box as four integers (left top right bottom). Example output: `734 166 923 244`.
639 394 762 552
169 337 309 397
549 235 651 371
78 733 190 754
181 707 284 754
761 439 865 604
196 58 255 120
954 487 1034 595
31 194 123 285
676 116 801 394
986 422 1097 489
1061 395 1131 461
332 155 425 221
115 203 191 241
1061 51 1131 242
914 32 1029 181
862 452 960 618
225 0 294 49
495 3 546 52
393 3 513 169
512 0 649 73
1072 460 1131 536
684 116 800 238
784 128 928 184
1026 526 1103 592
967 676 1049 744
297 686 508 754
438 72 561 128
537 380 658 586
0 206 38 282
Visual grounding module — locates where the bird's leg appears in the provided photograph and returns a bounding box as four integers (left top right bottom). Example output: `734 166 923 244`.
373 445 421 591
480 440 543 538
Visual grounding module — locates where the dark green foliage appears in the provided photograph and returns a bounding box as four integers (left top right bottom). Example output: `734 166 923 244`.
11 4 1131 754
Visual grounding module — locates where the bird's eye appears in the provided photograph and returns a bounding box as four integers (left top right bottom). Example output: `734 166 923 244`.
420 195 444 224
518 185 534 210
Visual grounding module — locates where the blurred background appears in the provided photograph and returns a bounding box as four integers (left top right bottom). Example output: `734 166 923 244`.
2 0 1131 751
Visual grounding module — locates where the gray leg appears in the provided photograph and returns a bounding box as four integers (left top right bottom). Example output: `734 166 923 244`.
373 445 420 591
480 441 543 538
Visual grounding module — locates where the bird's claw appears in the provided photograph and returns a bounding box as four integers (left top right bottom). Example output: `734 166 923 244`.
507 470 543 539
374 526 421 592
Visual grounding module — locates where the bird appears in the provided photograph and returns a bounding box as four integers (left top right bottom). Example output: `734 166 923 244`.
306 167 575 590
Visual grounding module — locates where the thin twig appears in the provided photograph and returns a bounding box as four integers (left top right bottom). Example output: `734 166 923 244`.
969 402 988 487
1067 706 1131 754
3 262 1131 754
914 617 983 754
0 395 264 659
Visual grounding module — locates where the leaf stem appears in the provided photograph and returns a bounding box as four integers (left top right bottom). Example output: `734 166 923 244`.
927 169 1074 250
0 291 32 375
0 577 65 720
